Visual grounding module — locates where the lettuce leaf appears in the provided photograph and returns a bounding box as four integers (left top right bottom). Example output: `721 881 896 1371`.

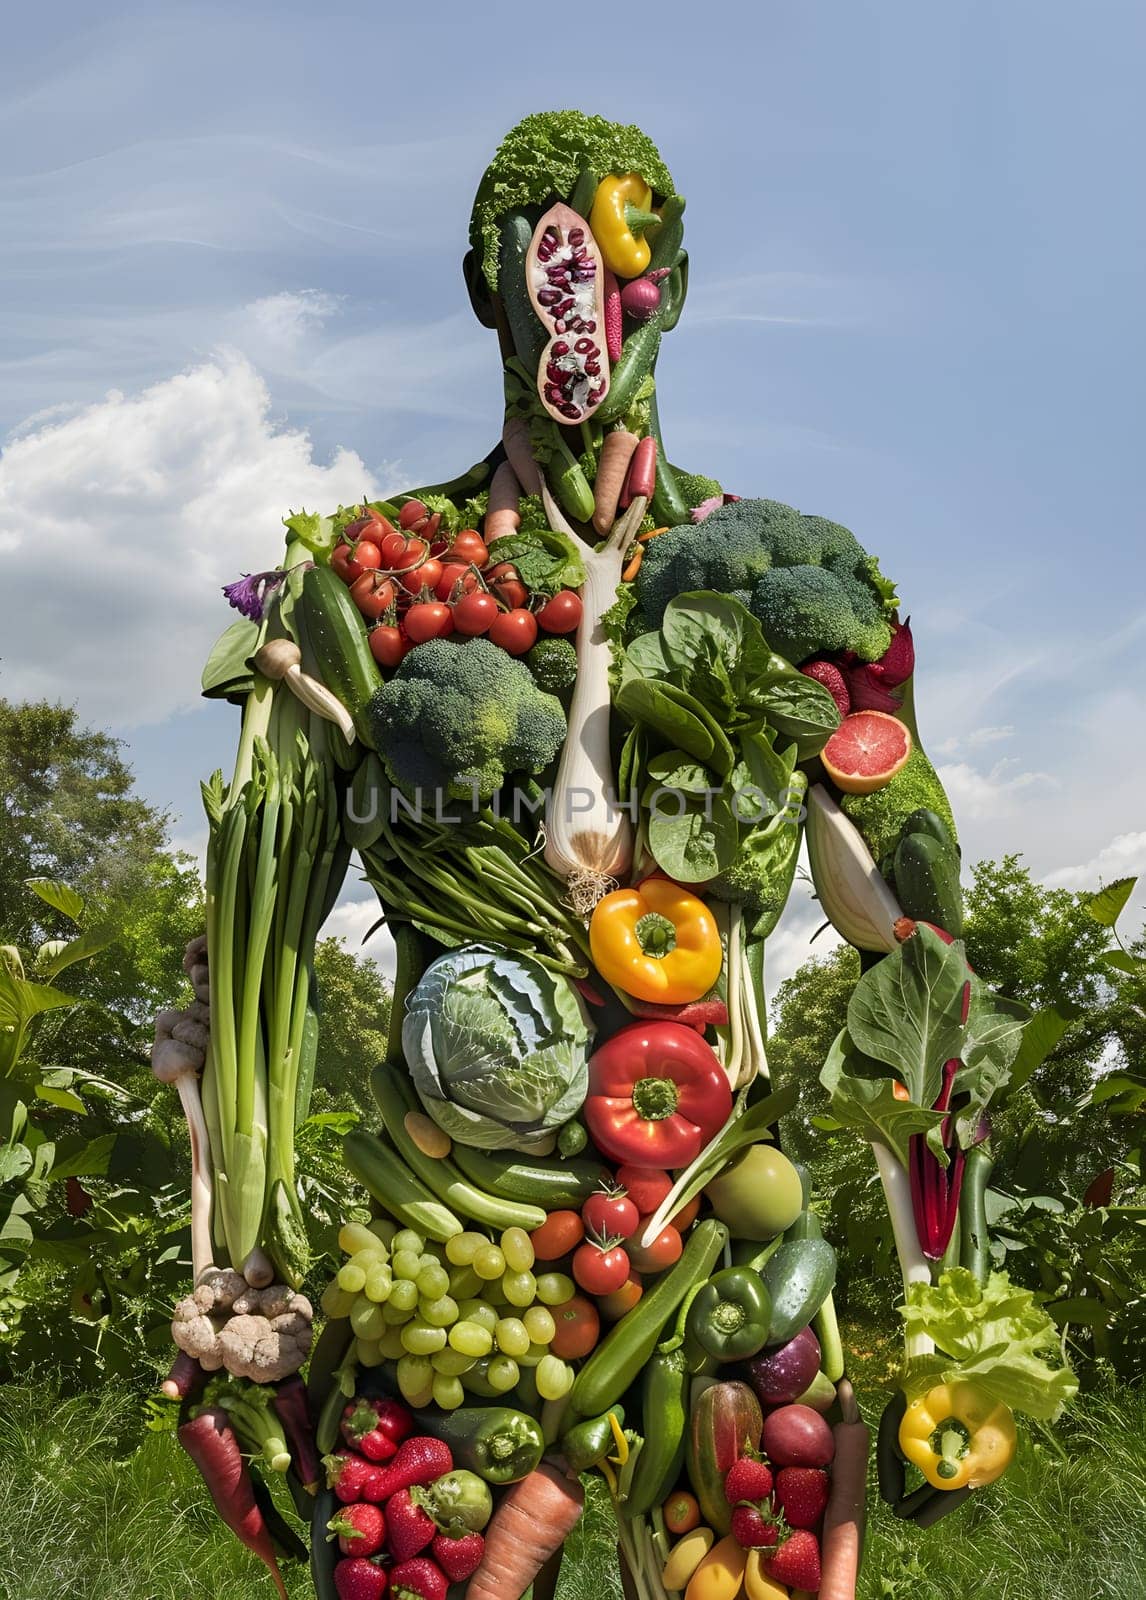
899 1267 1078 1421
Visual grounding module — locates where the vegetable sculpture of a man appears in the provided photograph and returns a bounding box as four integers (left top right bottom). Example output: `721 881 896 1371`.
154 110 1076 1600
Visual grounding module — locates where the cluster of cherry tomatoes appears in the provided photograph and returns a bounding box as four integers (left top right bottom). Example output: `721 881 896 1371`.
329 501 583 671
527 1169 701 1358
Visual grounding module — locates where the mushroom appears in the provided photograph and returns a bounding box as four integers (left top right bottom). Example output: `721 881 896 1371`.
254 639 355 744
171 1273 313 1384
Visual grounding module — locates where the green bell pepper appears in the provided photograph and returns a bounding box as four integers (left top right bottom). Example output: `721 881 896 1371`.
685 1267 772 1363
561 1405 626 1474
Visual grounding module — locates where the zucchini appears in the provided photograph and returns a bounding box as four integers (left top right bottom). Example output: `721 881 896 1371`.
499 211 546 369
370 1063 546 1232
294 565 380 746
569 1219 728 1419
894 829 964 937
595 325 661 424
761 1238 837 1346
623 1346 689 1518
342 1129 462 1242
310 1487 339 1599
449 1142 609 1209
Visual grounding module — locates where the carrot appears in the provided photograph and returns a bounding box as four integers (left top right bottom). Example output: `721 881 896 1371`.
160 1350 204 1402
179 1408 288 1599
592 429 640 534
484 459 522 544
817 1378 870 1600
502 416 542 495
621 436 657 508
465 1463 584 1600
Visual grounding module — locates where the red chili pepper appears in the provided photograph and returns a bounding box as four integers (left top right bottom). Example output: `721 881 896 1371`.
583 1020 732 1166
624 997 729 1028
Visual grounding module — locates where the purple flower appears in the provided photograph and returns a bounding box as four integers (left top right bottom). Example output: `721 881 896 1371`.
222 569 286 621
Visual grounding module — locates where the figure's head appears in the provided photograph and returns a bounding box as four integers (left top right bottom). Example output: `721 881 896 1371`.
464 111 688 413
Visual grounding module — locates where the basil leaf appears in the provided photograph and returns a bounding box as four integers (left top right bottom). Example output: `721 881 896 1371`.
616 678 717 765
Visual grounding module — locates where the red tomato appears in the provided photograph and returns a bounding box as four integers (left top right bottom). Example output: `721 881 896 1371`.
489 608 538 655
625 1223 684 1274
350 573 398 620
331 539 382 584
398 499 429 531
548 1294 600 1360
582 1190 639 1241
452 591 499 637
404 601 453 644
616 1166 673 1216
536 589 583 634
572 1240 631 1296
584 1021 732 1167
400 556 442 596
486 561 529 610
368 625 407 669
347 509 398 547
596 1272 644 1321
378 530 410 566
388 537 430 576
446 530 488 568
529 1210 585 1262
435 563 481 602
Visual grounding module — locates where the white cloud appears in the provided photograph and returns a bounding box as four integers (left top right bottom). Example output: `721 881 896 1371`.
323 892 396 980
239 290 341 347
936 758 1056 823
1044 832 1146 892
0 357 378 726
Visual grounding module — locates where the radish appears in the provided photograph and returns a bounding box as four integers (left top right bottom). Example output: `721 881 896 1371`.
178 1408 288 1598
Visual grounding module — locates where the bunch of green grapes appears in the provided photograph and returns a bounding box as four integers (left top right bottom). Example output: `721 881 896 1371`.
321 1220 577 1411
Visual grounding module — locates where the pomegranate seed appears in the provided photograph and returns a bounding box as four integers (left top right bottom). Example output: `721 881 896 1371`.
554 320 566 333
574 338 593 353
537 288 561 306
568 227 584 245
583 321 597 333
585 360 600 375
552 341 570 356
561 402 581 418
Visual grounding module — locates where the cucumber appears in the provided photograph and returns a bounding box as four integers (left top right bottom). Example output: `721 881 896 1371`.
784 1206 822 1243
569 1219 728 1418
342 1129 462 1242
294 565 380 746
623 1346 689 1518
900 808 959 854
449 1142 609 1209
498 211 546 369
369 1064 546 1232
761 1239 837 1347
595 325 661 424
894 829 964 937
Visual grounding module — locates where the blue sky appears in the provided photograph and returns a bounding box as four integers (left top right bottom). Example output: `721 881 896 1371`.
2 1 1144 979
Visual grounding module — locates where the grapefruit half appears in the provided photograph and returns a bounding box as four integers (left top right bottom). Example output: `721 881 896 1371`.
822 710 912 795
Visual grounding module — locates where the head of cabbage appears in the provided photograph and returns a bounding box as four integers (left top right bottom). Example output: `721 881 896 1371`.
402 945 592 1152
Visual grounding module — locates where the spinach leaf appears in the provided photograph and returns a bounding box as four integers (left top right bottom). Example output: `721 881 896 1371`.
642 755 739 882
757 659 841 757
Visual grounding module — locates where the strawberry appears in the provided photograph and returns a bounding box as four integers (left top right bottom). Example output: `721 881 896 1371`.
730 1504 781 1550
341 1397 413 1462
774 1466 830 1529
431 1530 485 1582
361 1461 390 1503
763 1528 822 1590
333 1555 388 1600
325 1451 371 1504
723 1456 774 1505
328 1502 386 1557
385 1488 436 1562
389 1556 447 1600
374 1436 453 1498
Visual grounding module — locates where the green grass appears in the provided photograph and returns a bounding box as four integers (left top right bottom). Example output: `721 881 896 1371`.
2 1371 1143 1600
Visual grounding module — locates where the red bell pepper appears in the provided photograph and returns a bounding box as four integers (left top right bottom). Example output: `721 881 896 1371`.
583 1021 732 1166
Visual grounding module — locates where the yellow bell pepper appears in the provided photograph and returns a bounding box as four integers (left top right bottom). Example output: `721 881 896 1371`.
589 878 722 1004
898 1380 1017 1489
590 173 661 278
685 1533 747 1600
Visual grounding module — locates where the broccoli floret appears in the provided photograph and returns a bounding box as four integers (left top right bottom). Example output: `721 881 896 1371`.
839 745 956 864
470 111 676 291
633 497 895 664
525 637 578 695
707 786 806 938
671 468 724 510
369 638 566 803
